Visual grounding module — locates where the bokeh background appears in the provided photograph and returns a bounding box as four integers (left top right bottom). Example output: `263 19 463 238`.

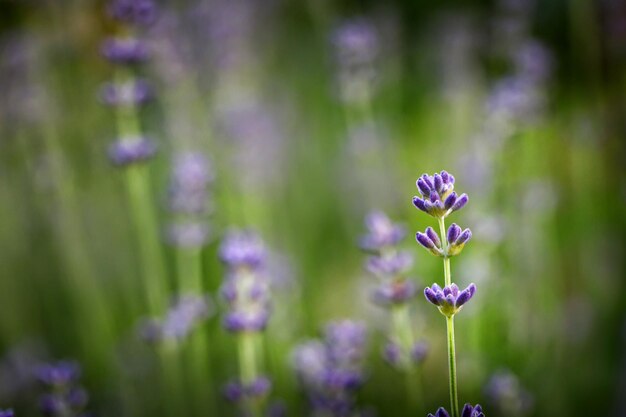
0 0 625 416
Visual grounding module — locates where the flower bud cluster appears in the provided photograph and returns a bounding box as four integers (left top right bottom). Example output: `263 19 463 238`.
36 361 90 417
102 0 158 166
360 211 415 306
219 230 271 333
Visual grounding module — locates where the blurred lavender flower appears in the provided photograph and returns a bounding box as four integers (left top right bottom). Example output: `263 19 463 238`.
223 376 272 403
424 283 477 317
107 135 157 166
101 38 150 65
167 152 214 248
360 211 415 305
99 79 152 107
219 230 271 332
292 320 368 417
139 295 213 343
416 224 472 257
168 152 214 215
107 0 157 26
413 171 468 219
484 370 533 416
0 410 13 417
36 361 90 417
332 18 379 104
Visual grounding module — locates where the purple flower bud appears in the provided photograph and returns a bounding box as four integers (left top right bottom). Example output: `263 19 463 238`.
429 190 440 203
447 223 461 245
455 229 472 246
455 284 476 307
416 232 435 249
450 193 469 212
421 174 434 190
416 178 431 196
108 136 157 166
433 173 443 193
424 287 440 306
427 407 451 417
101 37 149 64
440 170 450 183
412 196 427 213
444 192 457 209
461 403 485 417
425 226 440 247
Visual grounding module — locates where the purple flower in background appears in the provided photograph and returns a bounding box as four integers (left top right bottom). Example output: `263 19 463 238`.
360 211 405 251
107 0 157 26
413 171 468 218
37 361 90 417
0 410 14 417
223 376 272 403
219 230 271 332
168 152 214 215
332 18 379 104
101 38 150 65
167 222 210 248
99 79 152 107
424 283 477 317
292 320 368 416
484 370 533 416
139 294 213 343
383 341 428 367
107 135 157 166
371 279 416 306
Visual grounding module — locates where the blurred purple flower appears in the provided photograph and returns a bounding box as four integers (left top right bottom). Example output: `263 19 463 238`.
360 211 405 251
484 370 533 416
107 0 157 26
99 79 152 107
0 410 13 417
168 152 214 215
101 37 150 65
107 135 157 166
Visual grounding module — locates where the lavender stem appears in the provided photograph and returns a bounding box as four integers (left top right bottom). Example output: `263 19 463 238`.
438 217 452 287
391 304 422 409
446 316 459 417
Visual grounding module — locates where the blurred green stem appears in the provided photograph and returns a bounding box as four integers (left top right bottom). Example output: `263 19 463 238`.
238 331 262 417
113 65 167 315
391 304 422 410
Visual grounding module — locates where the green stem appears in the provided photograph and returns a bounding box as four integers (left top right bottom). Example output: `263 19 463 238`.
391 303 422 410
238 332 261 417
438 217 451 286
446 316 459 417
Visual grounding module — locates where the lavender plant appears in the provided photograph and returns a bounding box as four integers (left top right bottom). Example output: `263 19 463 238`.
292 320 368 417
0 410 13 417
101 0 166 315
36 361 90 417
413 171 480 417
219 230 272 417
359 212 427 406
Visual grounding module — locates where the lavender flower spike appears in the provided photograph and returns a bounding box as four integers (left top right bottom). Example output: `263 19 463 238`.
0 410 14 417
413 171 468 218
424 283 477 317
445 224 472 256
359 211 405 251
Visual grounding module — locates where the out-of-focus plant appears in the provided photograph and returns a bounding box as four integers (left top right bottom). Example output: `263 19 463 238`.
359 211 427 408
219 230 273 417
292 320 368 417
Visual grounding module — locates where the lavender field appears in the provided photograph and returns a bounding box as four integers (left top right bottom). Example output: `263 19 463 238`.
0 0 624 416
